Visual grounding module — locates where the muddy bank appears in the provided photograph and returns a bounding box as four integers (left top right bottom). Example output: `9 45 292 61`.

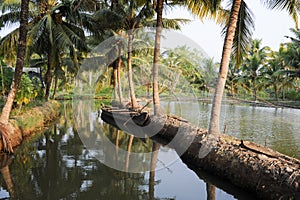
101 110 300 199
0 101 60 152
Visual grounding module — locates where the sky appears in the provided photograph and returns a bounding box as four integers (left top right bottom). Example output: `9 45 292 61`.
165 0 296 62
0 0 296 62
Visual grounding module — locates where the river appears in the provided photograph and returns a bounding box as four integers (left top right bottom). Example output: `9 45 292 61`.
0 100 299 199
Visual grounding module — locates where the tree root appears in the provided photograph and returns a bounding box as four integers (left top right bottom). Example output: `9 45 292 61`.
0 123 14 153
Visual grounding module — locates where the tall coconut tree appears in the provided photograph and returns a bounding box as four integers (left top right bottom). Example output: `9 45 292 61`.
208 0 299 136
208 0 243 136
0 0 89 100
0 0 29 152
241 39 271 100
152 0 163 115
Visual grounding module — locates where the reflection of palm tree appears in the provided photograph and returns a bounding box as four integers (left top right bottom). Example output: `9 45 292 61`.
125 135 134 171
206 183 216 200
0 154 14 199
149 142 160 200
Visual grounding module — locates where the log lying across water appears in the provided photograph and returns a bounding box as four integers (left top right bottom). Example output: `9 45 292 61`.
101 107 300 199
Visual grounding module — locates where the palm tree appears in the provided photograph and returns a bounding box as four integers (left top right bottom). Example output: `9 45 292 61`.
208 0 242 136
0 0 29 152
153 0 163 115
0 0 89 100
241 39 271 100
208 0 299 136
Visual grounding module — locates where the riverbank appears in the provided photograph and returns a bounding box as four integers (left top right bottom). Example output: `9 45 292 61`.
0 100 60 152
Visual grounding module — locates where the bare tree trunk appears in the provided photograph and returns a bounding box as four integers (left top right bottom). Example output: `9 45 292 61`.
127 30 138 109
0 0 29 125
208 0 241 136
152 0 163 115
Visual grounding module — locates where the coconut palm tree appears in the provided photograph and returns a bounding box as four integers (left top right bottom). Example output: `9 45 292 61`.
208 0 299 136
153 0 164 115
0 0 89 100
0 0 29 152
241 39 271 100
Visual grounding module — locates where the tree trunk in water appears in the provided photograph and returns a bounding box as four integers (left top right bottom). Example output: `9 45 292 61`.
127 31 138 109
125 134 134 171
208 0 241 136
45 47 53 101
152 0 163 115
0 166 14 198
149 142 160 200
115 130 120 153
206 183 216 200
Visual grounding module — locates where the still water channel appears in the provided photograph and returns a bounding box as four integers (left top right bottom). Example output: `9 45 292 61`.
0 100 299 199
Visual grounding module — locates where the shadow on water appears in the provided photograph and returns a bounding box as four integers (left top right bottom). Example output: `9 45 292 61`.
0 101 298 199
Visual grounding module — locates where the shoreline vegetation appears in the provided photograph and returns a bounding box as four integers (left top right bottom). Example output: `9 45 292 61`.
101 105 300 199
0 101 60 152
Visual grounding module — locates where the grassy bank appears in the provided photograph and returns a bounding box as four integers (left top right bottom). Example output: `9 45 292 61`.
0 100 61 152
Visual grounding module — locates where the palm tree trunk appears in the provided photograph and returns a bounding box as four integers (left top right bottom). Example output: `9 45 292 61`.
45 47 53 101
0 0 29 125
0 62 5 96
208 0 242 136
127 30 138 109
113 66 118 100
117 57 124 104
152 0 163 115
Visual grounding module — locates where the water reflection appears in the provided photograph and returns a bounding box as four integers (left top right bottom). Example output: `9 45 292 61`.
0 101 299 199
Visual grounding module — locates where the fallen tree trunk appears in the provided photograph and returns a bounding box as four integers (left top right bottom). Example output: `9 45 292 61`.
0 101 60 152
101 109 300 199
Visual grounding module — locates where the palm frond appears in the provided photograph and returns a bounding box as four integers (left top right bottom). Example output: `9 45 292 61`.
223 0 254 67
146 18 190 30
263 0 300 28
185 0 222 21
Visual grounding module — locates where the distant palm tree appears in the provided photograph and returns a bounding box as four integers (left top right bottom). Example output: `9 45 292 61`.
241 39 271 100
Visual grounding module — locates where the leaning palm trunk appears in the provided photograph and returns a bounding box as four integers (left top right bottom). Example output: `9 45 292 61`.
0 0 29 152
208 0 242 136
149 142 160 200
152 0 163 115
127 30 138 109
